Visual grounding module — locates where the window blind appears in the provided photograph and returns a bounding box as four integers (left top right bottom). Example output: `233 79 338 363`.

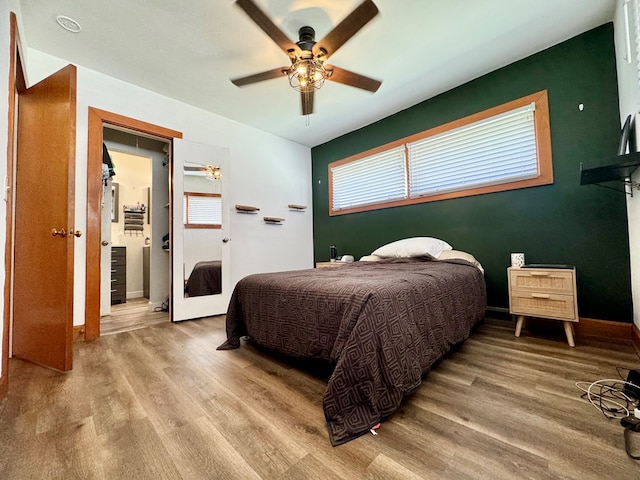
408 103 538 197
331 145 407 211
184 194 222 226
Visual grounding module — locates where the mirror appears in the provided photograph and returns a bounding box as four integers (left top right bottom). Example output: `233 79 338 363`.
182 164 223 298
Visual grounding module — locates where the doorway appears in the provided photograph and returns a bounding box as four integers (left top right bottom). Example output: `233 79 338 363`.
85 108 182 340
100 131 171 334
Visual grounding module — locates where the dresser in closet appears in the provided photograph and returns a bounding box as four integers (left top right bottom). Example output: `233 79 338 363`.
111 246 126 305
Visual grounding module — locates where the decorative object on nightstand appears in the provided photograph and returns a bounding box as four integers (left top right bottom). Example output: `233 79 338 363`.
510 252 525 267
507 265 579 347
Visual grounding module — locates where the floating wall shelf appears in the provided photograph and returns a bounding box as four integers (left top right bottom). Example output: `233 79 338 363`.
288 204 307 211
580 152 640 196
264 216 284 224
235 204 260 214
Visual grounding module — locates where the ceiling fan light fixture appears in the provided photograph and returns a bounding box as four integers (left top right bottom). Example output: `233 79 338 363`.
288 58 326 92
204 165 222 181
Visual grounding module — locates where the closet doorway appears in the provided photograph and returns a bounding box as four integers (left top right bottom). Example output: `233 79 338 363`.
100 131 170 334
85 108 183 340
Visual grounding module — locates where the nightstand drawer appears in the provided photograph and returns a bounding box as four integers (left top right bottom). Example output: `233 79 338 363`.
509 291 576 321
509 268 574 294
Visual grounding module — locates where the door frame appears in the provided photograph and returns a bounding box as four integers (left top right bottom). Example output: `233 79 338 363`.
1 13 23 397
85 108 182 340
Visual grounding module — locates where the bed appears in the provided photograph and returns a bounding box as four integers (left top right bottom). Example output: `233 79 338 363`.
217 243 486 446
185 260 222 297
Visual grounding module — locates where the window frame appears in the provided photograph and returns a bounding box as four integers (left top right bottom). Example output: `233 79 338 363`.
183 191 222 229
328 90 553 216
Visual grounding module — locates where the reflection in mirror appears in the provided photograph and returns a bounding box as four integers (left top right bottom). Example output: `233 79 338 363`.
183 163 223 298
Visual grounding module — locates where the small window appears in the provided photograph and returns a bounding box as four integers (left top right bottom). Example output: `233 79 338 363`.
331 145 406 211
328 90 552 216
184 192 222 228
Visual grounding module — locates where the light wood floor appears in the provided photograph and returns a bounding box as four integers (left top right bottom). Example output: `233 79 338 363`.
101 297 169 335
1 317 639 479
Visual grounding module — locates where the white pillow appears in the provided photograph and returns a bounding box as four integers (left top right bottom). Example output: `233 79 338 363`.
359 254 383 262
436 249 484 273
371 237 452 258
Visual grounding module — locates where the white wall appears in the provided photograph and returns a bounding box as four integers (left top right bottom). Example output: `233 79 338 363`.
21 46 313 327
615 0 640 329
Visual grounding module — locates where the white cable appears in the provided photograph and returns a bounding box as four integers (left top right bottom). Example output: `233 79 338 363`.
575 379 638 419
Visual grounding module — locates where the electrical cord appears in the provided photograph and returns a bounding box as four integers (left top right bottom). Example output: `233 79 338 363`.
575 379 639 419
153 297 170 312
578 370 640 460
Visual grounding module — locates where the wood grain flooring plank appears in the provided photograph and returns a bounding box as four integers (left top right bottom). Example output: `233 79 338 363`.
366 453 434 480
161 416 263 480
98 417 182 480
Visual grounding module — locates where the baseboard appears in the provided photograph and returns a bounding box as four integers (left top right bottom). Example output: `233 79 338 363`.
73 325 85 342
632 323 640 355
573 317 633 339
487 307 636 342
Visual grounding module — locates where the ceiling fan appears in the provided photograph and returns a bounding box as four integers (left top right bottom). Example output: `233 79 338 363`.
231 0 382 116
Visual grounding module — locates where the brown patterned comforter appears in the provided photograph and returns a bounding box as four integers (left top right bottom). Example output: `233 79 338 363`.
217 257 486 445
185 260 221 297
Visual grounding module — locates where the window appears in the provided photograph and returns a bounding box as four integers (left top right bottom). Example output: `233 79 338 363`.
331 145 406 211
329 90 552 216
184 192 222 228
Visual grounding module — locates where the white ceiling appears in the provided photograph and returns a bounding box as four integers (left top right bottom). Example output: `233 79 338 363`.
17 0 616 148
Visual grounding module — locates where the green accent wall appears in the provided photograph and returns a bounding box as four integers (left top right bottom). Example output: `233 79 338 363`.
311 23 632 322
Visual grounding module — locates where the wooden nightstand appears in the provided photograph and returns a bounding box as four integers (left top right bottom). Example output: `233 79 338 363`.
507 266 579 347
316 261 348 268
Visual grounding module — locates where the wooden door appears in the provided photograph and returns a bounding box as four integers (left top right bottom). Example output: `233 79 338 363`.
12 65 77 371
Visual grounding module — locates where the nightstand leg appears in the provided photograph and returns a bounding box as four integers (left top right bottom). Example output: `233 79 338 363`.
563 321 576 347
515 315 525 337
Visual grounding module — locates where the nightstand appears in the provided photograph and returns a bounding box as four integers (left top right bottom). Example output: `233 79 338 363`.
316 261 348 268
507 266 579 347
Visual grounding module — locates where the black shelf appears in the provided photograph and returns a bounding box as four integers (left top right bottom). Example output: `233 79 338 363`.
580 152 640 185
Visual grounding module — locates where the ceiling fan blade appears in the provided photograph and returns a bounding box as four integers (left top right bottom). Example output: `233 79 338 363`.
313 0 378 59
301 90 314 116
235 0 300 57
231 67 289 87
326 65 381 92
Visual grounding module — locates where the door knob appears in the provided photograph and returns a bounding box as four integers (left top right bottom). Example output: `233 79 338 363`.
101 240 109 246
222 237 230 243
51 228 67 237
70 229 82 238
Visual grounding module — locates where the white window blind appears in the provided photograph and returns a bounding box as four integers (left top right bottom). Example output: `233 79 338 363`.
184 194 222 226
408 103 538 197
331 145 407 211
